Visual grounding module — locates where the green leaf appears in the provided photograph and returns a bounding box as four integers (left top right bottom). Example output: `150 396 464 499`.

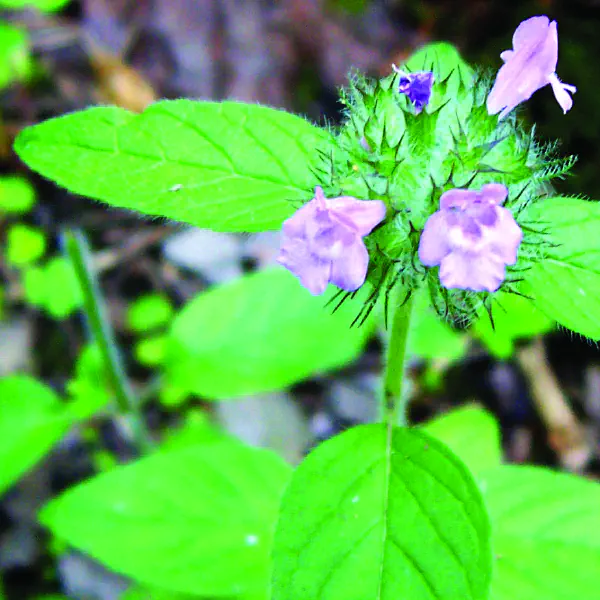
0 0 71 11
165 268 371 399
66 344 111 417
134 335 168 367
14 101 329 232
127 294 174 333
23 256 82 319
0 176 36 214
40 440 291 598
0 22 31 89
0 375 72 496
5 223 46 266
522 197 600 339
481 465 600 600
272 425 492 600
161 410 227 451
421 405 502 475
120 587 199 600
473 293 553 358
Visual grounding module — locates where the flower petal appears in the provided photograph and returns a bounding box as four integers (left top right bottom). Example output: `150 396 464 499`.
281 200 318 238
487 16 561 118
512 15 551 50
418 212 452 266
548 73 576 113
487 206 523 264
481 183 509 205
439 188 478 210
327 197 387 236
328 237 369 292
439 251 507 292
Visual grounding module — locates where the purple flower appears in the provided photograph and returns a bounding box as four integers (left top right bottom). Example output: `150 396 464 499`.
418 184 522 292
487 15 576 119
393 66 435 114
277 187 386 295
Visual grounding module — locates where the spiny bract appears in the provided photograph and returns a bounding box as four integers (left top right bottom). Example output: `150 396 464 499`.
311 42 576 327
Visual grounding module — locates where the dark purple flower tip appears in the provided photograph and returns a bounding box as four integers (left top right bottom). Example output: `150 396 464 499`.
418 183 522 292
487 15 576 118
277 187 387 295
393 66 435 114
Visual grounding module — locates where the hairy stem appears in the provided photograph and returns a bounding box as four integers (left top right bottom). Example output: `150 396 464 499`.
381 295 414 427
64 229 153 453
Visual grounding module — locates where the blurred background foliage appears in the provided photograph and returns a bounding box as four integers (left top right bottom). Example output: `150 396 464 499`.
1 0 600 598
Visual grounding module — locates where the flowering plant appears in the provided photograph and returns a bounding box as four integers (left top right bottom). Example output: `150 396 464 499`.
10 14 600 600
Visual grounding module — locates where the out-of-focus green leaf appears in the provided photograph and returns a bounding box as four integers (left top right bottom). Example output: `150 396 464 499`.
165 268 372 399
481 465 600 600
0 22 31 89
120 587 198 600
408 293 467 361
0 0 71 12
127 294 174 333
66 344 111 417
0 375 72 496
161 410 227 451
23 256 82 318
134 335 168 367
40 440 291 598
14 101 329 232
272 424 492 600
421 405 502 475
0 176 36 214
473 293 553 358
5 223 46 266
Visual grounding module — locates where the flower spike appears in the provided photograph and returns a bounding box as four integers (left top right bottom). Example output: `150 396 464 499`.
277 187 386 296
487 15 576 118
418 183 523 292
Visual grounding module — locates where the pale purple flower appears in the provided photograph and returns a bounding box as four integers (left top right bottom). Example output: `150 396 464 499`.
393 66 435 114
487 15 576 119
418 184 523 292
277 187 386 295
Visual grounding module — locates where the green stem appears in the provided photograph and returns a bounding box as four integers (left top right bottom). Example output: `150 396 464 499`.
64 229 153 453
381 295 414 427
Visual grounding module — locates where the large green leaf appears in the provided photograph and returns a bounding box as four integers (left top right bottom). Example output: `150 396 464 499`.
421 405 502 475
0 376 72 496
165 268 371 399
522 197 600 339
40 439 291 598
481 465 600 600
14 101 329 232
272 424 492 600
